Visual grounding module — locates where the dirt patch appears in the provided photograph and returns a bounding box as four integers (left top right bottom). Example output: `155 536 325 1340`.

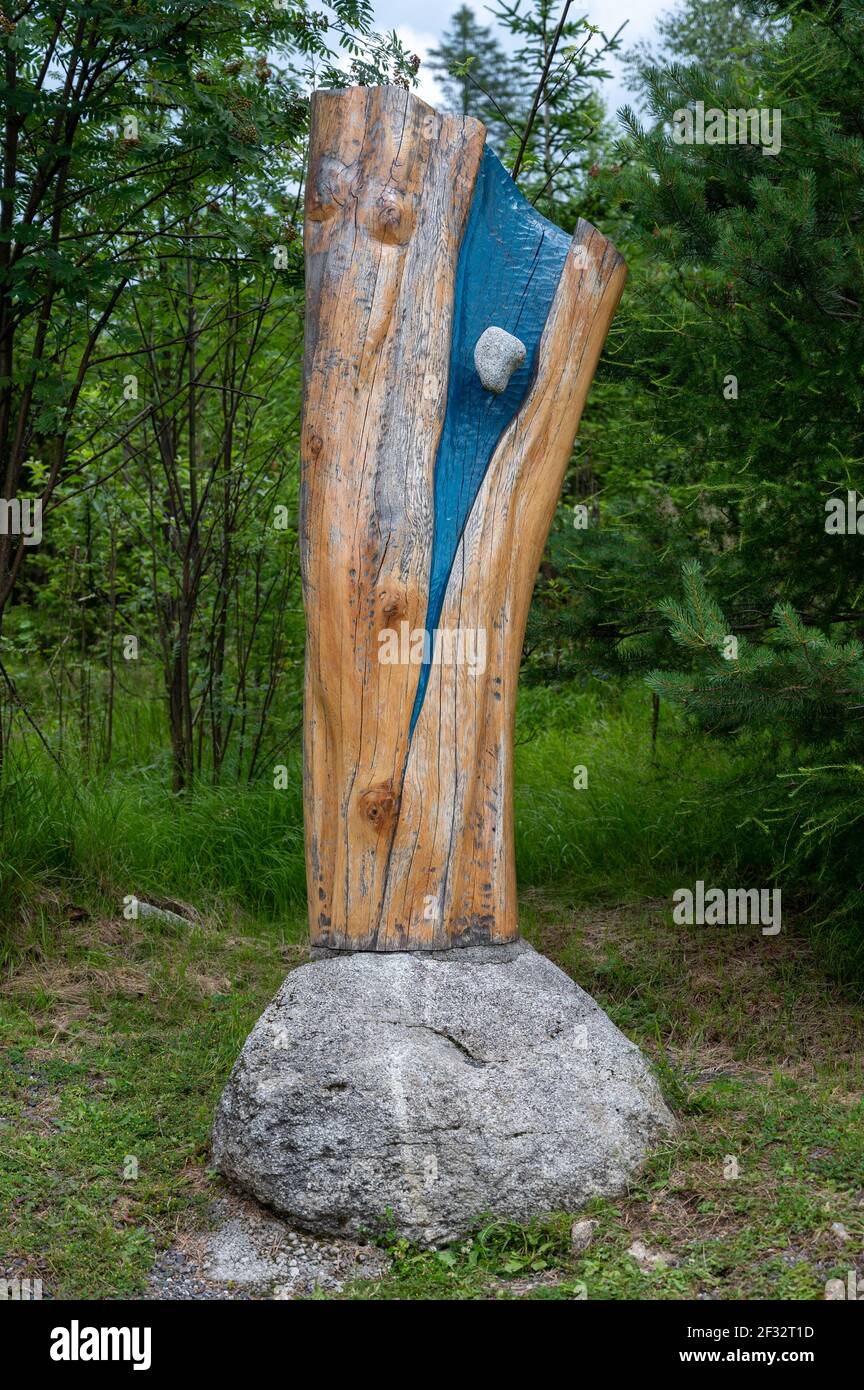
145 1189 389 1300
527 895 864 1077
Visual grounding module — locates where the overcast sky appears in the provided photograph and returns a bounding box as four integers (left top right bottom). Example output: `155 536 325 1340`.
371 0 671 123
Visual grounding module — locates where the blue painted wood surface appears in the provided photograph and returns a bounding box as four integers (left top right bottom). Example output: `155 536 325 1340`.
409 148 572 736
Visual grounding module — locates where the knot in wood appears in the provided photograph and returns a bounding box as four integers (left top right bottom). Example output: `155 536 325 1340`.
307 155 353 223
358 783 398 832
373 189 414 246
377 581 406 622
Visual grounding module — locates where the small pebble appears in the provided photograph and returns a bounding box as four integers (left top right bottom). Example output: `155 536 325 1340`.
570 1218 598 1253
627 1238 671 1270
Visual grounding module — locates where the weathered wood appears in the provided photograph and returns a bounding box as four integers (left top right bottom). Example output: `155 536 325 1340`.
301 86 626 950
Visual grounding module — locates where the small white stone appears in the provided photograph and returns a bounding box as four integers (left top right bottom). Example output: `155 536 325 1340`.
627 1239 671 1270
474 326 527 394
136 900 189 926
570 1218 598 1253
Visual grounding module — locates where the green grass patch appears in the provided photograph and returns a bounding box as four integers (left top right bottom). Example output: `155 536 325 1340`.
1 686 862 1299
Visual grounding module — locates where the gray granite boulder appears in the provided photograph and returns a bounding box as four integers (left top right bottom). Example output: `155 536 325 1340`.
212 940 676 1246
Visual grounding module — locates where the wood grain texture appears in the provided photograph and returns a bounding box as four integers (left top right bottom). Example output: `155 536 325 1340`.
300 86 626 949
300 86 484 947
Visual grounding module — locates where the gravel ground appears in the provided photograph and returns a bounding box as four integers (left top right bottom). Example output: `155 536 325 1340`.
145 1190 389 1300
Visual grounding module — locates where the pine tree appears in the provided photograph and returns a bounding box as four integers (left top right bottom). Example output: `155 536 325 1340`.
528 0 864 685
522 0 864 986
648 561 864 992
427 5 523 146
622 0 774 99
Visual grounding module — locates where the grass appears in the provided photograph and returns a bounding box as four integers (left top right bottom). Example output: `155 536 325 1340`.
1 889 861 1300
2 681 780 945
0 907 300 1298
1 684 862 1299
513 682 780 896
0 756 307 964
337 895 864 1300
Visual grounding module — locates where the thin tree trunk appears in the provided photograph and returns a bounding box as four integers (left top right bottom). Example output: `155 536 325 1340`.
104 516 117 765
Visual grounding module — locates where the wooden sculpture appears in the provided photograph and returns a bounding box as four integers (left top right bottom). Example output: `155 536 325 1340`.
301 86 626 951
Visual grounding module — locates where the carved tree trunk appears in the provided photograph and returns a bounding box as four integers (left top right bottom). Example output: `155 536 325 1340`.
301 86 626 951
